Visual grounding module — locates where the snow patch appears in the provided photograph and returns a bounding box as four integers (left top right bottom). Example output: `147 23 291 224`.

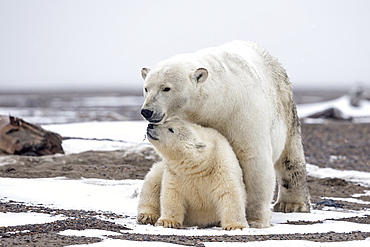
0 212 65 227
297 95 370 120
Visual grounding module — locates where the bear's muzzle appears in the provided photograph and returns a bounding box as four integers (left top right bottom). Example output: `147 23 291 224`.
141 109 165 123
146 124 159 140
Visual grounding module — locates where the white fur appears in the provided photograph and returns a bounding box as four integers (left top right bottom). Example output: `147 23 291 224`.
139 120 247 230
138 40 310 228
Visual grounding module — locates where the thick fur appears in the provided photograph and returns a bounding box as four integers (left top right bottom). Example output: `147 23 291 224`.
138 120 247 230
138 40 310 228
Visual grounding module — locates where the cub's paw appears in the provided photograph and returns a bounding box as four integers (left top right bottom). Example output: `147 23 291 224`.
273 202 310 213
222 222 247 230
137 213 159 225
155 218 182 229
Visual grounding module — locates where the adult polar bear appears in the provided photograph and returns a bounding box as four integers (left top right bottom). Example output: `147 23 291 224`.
139 40 310 228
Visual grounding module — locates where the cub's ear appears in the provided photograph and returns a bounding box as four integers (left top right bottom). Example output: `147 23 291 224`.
192 68 208 83
195 141 206 152
141 68 150 80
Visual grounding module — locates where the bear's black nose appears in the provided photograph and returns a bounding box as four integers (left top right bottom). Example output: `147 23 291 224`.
141 109 153 120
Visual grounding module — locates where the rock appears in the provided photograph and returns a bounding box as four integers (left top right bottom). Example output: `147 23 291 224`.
0 115 64 156
316 199 344 208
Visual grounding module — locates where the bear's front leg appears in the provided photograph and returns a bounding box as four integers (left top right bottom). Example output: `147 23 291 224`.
137 161 164 225
242 155 275 228
221 211 248 231
155 171 184 229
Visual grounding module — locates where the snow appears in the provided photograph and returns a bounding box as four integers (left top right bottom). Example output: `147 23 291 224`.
67 238 187 247
0 212 65 227
43 121 148 143
62 237 370 247
307 164 370 187
0 177 142 214
42 121 150 155
204 238 370 247
297 95 370 121
1 96 370 246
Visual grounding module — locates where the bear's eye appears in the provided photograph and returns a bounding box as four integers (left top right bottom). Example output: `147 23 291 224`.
168 128 174 133
144 88 148 93
163 87 171 92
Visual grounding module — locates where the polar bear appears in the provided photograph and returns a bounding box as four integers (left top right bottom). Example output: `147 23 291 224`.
138 40 310 228
138 120 247 230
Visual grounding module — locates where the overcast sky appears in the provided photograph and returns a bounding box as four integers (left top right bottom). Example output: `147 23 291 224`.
0 0 369 92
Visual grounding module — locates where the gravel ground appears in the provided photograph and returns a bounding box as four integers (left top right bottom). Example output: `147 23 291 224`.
0 121 370 246
302 122 370 172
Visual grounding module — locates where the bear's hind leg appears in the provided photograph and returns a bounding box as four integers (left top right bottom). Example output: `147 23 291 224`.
274 134 311 213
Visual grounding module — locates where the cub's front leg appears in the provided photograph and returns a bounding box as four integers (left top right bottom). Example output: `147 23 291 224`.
155 170 184 229
217 184 248 230
137 161 164 225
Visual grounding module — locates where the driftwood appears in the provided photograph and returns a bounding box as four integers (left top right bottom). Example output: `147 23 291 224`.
0 115 64 156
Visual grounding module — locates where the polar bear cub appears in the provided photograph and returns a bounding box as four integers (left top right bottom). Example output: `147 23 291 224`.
138 119 247 230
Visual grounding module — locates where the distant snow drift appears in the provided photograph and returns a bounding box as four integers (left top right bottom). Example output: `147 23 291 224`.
297 95 370 122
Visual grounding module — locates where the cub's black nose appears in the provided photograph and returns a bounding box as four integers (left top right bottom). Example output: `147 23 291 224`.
141 109 153 120
148 123 155 129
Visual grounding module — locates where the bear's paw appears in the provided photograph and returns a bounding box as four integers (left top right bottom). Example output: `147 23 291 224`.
155 218 182 229
222 223 247 231
137 212 159 225
248 220 271 228
273 201 310 213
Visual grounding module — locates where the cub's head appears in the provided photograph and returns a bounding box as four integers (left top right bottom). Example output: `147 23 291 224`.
146 120 206 159
140 63 208 123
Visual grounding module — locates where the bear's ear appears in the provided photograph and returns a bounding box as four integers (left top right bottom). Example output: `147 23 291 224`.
195 141 206 152
141 68 150 80
192 68 208 83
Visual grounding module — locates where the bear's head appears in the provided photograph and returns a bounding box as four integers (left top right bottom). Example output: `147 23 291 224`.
146 120 206 160
140 64 208 123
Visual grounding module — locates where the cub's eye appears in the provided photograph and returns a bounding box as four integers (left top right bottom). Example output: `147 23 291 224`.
168 128 174 133
163 87 171 92
144 88 148 93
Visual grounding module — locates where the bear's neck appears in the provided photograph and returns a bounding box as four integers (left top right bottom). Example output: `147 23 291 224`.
184 109 228 132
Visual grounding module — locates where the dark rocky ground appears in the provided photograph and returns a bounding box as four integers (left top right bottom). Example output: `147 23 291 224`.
302 122 370 172
0 122 369 246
